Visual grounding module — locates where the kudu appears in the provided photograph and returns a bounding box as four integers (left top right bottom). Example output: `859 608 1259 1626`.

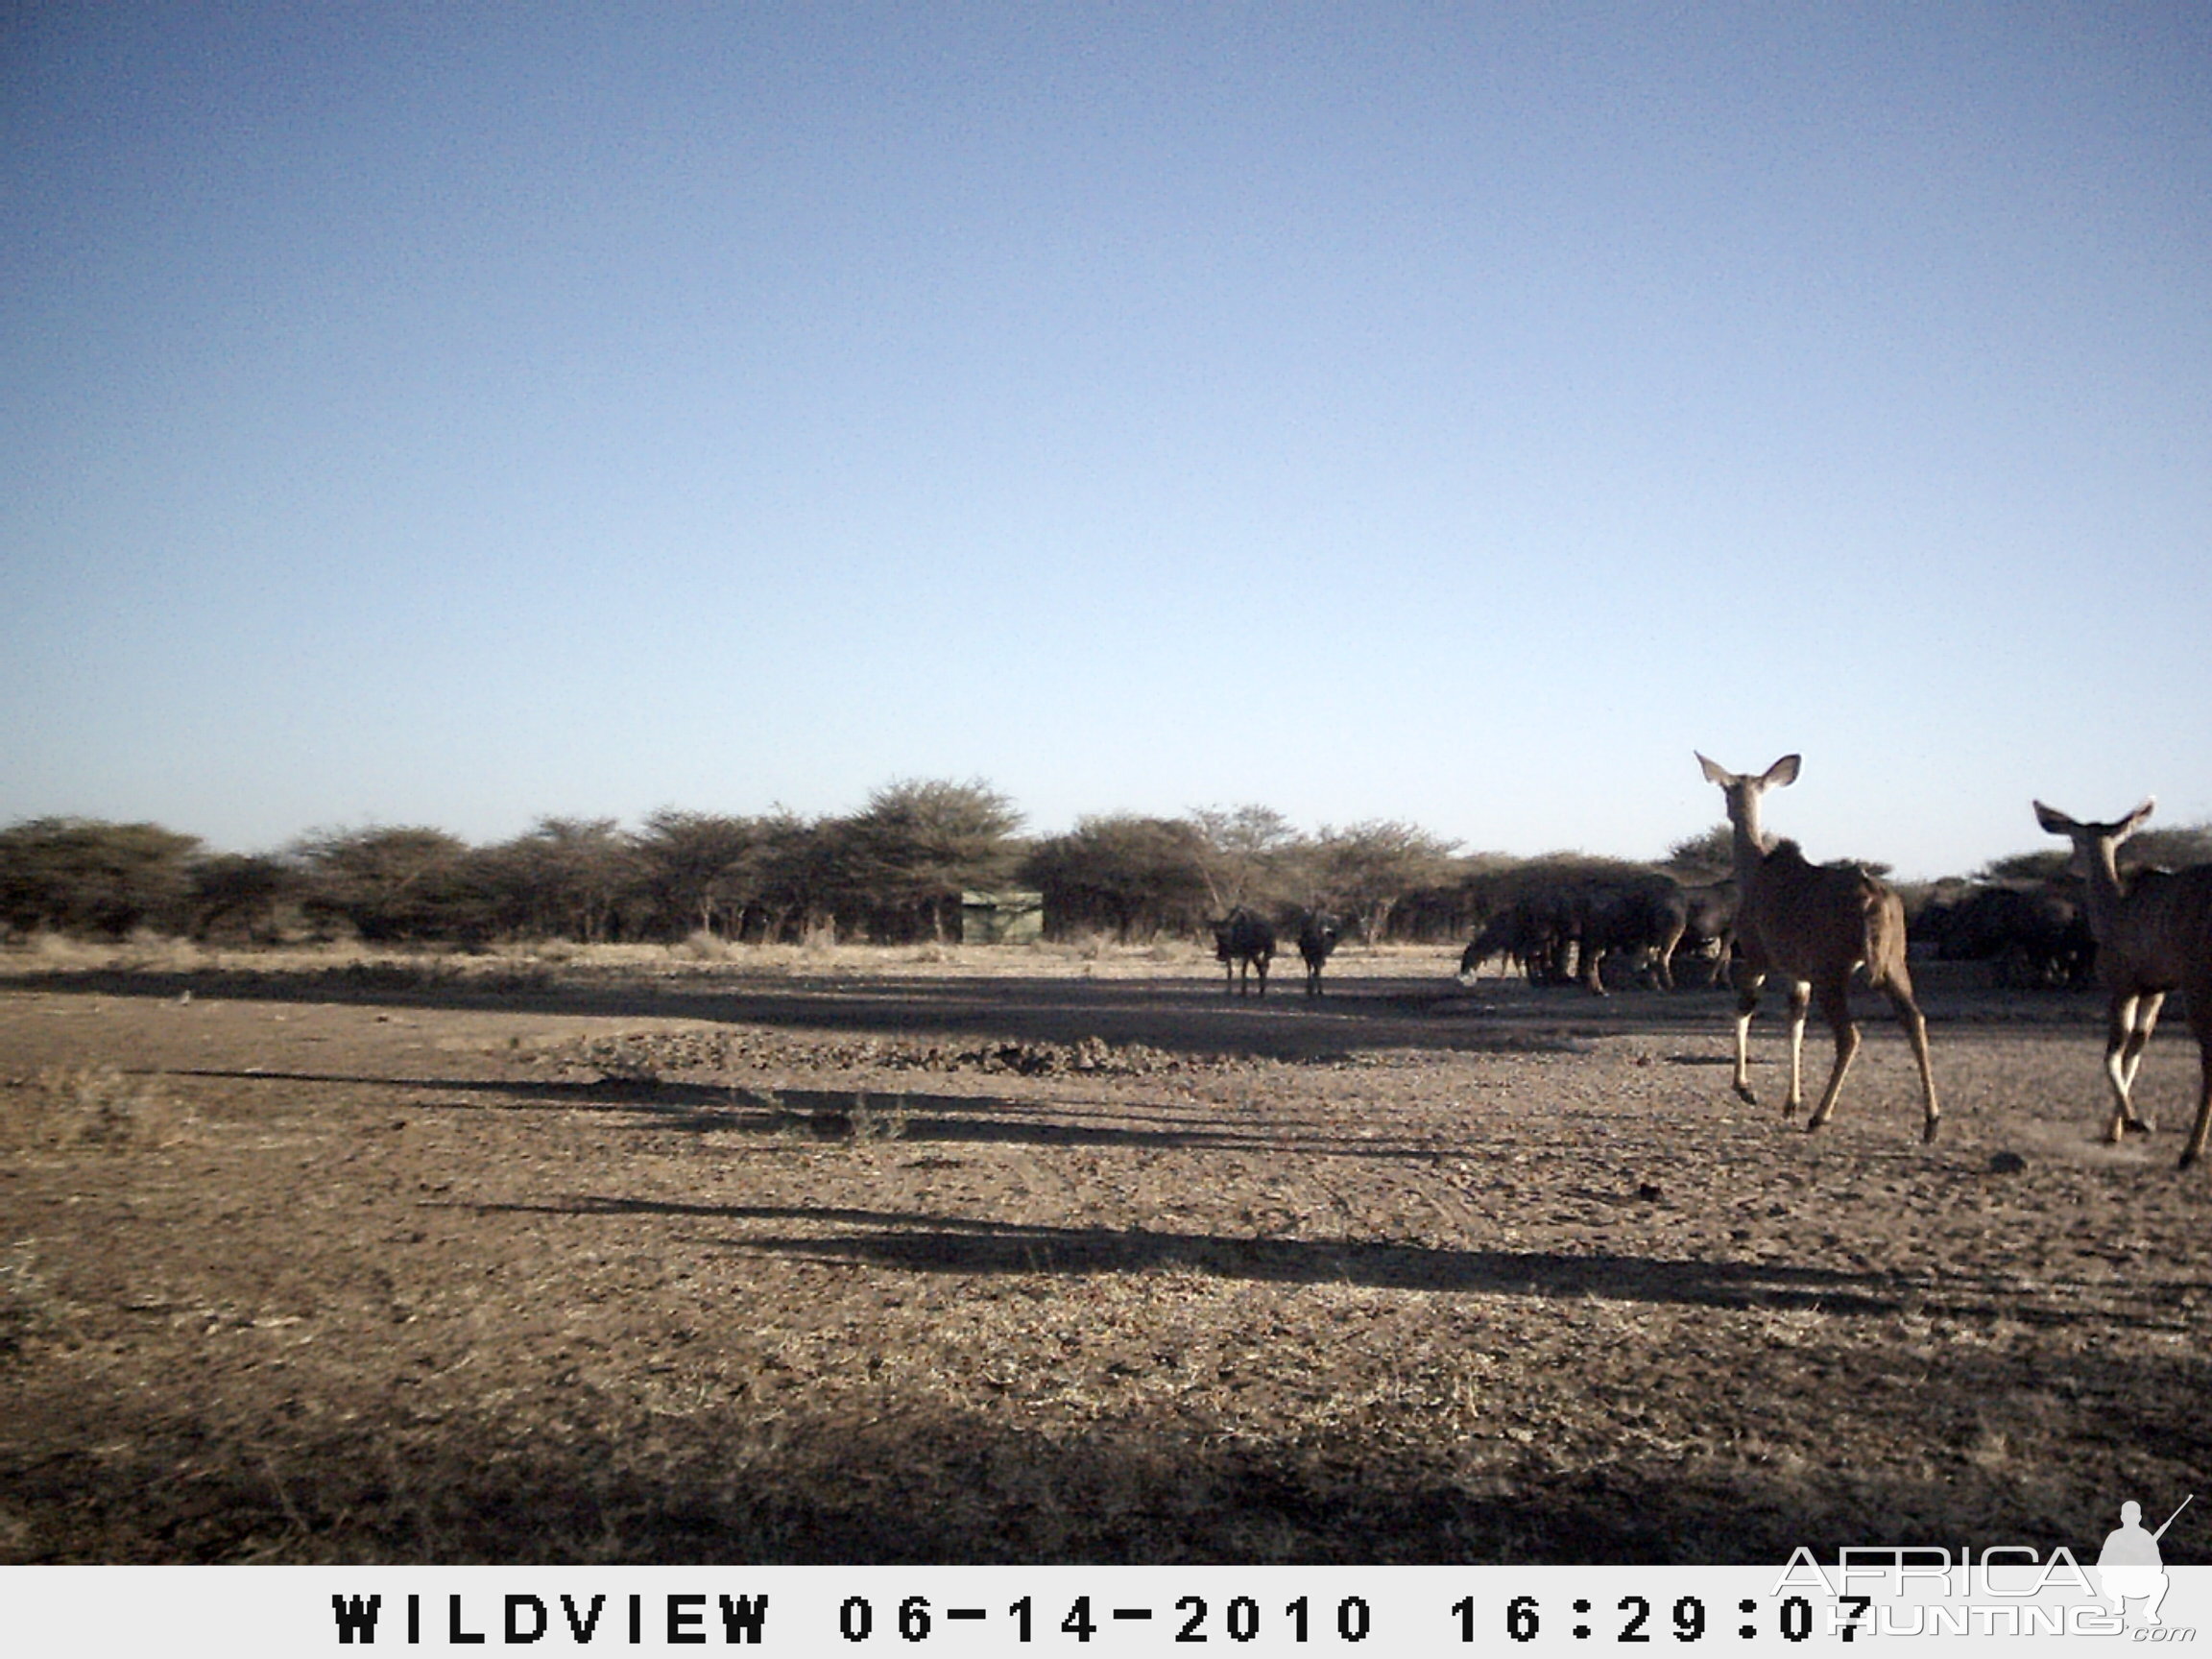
2033 799 2212 1167
1696 754 1939 1142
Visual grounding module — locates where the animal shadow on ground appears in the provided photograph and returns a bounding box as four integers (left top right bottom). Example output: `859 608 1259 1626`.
168 1069 1451 1160
2 964 1770 1060
18 1339 2203 1564
470 1193 2192 1334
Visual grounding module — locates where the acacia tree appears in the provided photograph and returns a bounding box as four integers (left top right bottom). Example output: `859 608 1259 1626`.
1979 849 2073 884
622 809 854 942
479 817 637 942
1184 805 1302 915
187 853 298 942
0 817 203 937
1394 850 1519 943
634 809 765 939
293 826 476 942
1309 820 1462 943
1022 814 1214 941
839 779 1023 942
1666 825 1736 877
743 810 844 941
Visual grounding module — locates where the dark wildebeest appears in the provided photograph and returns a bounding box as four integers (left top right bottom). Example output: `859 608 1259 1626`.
1669 879 1739 987
1458 911 1514 979
1923 884 2094 988
1212 906 1276 997
1457 916 1506 978
2036 799 2212 1166
1459 897 1568 983
1296 911 1342 997
1551 875 1690 994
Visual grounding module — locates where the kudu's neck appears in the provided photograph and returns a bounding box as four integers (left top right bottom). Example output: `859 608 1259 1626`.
2079 838 2131 920
1726 791 1772 875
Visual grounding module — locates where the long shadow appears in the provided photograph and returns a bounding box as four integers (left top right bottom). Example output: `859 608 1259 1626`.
168 1067 1449 1159
167 1066 687 1107
469 1195 2202 1332
18 1344 2207 1562
5 962 2104 1072
5 964 1593 1057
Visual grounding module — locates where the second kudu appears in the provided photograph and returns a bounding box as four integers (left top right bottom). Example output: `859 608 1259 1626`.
1696 754 1940 1142
2034 798 2212 1168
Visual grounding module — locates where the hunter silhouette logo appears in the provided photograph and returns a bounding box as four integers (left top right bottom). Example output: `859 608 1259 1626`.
2099 1494 2191 1626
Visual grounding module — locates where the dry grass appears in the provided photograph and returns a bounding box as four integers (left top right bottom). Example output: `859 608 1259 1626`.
7 1064 184 1150
0 1242 59 1367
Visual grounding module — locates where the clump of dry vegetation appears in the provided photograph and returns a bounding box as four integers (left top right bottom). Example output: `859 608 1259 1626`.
0 1243 58 1367
12 1064 181 1150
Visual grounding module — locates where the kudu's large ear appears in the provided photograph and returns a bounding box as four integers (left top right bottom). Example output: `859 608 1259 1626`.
1695 753 1735 787
2119 798 2157 840
2032 801 2079 838
1762 755 1802 790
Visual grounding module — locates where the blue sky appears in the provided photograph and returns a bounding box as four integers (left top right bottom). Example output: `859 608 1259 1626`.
5 4 2207 878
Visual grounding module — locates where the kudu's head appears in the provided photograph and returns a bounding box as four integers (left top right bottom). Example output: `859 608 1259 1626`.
2033 798 2155 884
1695 753 1801 853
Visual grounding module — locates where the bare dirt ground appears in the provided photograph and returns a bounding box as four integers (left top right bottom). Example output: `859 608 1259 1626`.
3 939 2208 1565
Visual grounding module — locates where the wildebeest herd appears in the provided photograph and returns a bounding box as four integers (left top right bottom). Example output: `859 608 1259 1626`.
1456 872 1736 993
1209 752 2212 1171
1912 882 2095 987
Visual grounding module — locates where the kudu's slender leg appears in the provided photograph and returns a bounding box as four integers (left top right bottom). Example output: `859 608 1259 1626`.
1784 979 1813 1117
1731 971 1765 1105
2101 994 2134 1139
1881 981 1942 1143
2123 993 2164 1113
2104 992 2163 1137
1650 915 1685 993
1801 978 1860 1131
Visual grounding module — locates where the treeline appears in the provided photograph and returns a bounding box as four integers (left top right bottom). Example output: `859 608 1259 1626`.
0 780 1649 949
2 781 1024 948
10 778 2208 950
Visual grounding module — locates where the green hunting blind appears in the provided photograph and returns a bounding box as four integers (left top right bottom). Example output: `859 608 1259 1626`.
960 889 1044 944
